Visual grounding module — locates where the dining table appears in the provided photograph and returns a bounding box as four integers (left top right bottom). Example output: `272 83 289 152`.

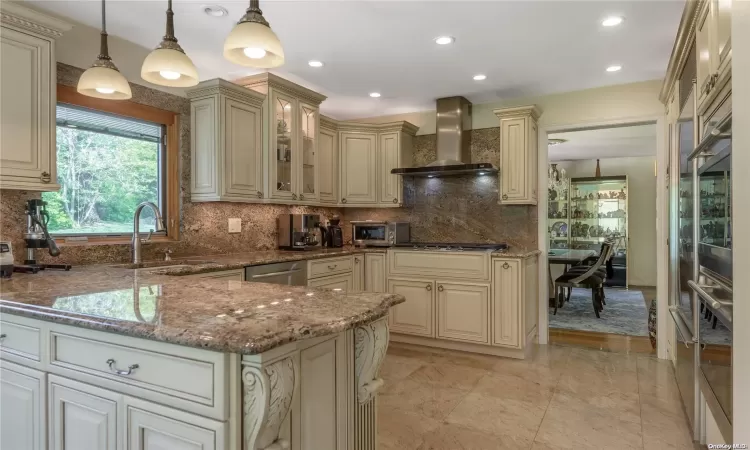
547 248 598 301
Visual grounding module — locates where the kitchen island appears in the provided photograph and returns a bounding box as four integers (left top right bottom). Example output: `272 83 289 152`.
0 258 402 450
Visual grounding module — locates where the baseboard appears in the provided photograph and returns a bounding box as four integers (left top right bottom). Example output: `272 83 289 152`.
389 333 527 359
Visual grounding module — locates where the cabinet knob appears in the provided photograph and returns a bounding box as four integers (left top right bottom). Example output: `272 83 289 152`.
292 193 298 200
328 264 337 270
502 262 510 269
425 284 432 291
392 198 398 204
341 198 347 204
257 191 263 199
106 358 139 376
437 285 444 292
299 194 305 200
502 194 508 200
354 257 360 263
40 172 51 183
0 333 6 341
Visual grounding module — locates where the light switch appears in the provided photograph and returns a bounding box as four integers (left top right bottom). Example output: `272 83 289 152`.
228 218 242 233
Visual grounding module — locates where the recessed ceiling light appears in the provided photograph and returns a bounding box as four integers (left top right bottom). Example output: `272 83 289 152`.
602 16 624 27
434 36 455 45
473 74 487 81
203 5 228 17
606 65 622 72
369 92 381 98
308 60 324 68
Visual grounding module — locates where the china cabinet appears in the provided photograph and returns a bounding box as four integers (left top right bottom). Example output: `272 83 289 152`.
0 3 71 191
494 105 541 205
548 171 570 250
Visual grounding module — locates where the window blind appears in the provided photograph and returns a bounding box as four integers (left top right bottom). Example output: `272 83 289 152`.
56 103 162 143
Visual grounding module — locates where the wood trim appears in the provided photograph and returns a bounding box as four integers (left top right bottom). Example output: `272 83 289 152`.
54 84 180 244
659 0 701 103
549 328 655 354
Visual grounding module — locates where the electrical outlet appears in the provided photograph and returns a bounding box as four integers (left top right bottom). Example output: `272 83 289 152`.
228 218 241 233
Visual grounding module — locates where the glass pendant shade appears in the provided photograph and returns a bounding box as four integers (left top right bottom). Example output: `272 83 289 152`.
224 0 284 68
141 0 199 87
77 0 132 100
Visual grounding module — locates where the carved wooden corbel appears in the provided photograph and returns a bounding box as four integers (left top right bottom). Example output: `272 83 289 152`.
243 356 297 450
354 318 389 404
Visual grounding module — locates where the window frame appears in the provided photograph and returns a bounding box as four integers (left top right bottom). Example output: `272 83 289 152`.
53 84 180 245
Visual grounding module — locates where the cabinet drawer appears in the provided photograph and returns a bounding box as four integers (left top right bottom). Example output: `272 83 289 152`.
50 332 216 408
308 256 353 279
388 250 490 281
0 317 42 362
308 273 353 293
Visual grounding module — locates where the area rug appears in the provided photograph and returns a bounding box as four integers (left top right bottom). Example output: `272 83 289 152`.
549 288 648 336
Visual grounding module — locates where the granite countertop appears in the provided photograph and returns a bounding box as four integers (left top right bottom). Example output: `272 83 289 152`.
492 248 542 258
0 247 400 355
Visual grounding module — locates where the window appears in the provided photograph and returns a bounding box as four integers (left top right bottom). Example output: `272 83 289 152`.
47 84 180 242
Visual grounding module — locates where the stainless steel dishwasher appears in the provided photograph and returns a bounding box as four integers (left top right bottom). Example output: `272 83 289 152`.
245 261 307 286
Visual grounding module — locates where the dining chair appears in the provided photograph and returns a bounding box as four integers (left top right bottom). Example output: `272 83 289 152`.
553 241 613 318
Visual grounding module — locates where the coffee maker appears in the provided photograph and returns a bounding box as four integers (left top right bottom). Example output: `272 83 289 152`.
277 214 321 250
14 199 71 273
319 215 344 248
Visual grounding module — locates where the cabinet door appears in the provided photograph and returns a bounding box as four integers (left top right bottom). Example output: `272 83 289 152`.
492 260 521 348
528 119 538 203
298 103 319 203
500 117 530 203
364 253 386 293
352 255 365 292
388 279 435 337
270 92 297 200
49 375 121 450
308 273 353 293
339 132 377 204
224 97 263 199
436 282 490 344
695 1 713 106
1 362 45 450
0 28 54 187
190 97 218 196
319 127 337 203
126 403 222 450
712 0 731 74
378 132 401 205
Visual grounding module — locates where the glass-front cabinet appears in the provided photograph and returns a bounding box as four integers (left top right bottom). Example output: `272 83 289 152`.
273 93 295 199
299 103 318 201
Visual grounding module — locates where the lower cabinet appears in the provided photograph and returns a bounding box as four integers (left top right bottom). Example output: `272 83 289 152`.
1 362 45 450
363 253 386 293
436 282 490 344
352 255 364 292
126 398 224 450
387 278 435 337
308 272 353 292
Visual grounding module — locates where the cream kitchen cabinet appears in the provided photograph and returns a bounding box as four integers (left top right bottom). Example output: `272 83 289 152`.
236 73 327 204
492 257 538 350
0 361 45 450
339 131 378 205
696 0 732 112
387 278 435 337
377 129 414 206
364 253 386 293
352 255 365 292
318 118 338 204
187 79 266 202
0 3 70 191
494 105 541 205
309 273 354 292
436 282 490 344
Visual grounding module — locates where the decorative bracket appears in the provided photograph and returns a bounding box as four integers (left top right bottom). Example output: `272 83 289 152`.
243 356 298 450
354 318 389 404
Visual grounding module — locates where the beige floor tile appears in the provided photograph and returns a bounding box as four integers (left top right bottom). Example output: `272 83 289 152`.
429 348 503 370
381 354 427 382
378 408 440 450
407 362 488 391
532 390 642 450
472 371 556 406
640 401 694 450
560 348 640 397
418 423 528 450
379 377 468 420
636 356 682 396
445 392 546 446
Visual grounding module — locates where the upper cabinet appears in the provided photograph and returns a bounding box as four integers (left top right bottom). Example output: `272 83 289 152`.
0 3 71 191
187 79 266 202
318 117 338 204
494 105 541 205
696 0 732 112
236 73 327 204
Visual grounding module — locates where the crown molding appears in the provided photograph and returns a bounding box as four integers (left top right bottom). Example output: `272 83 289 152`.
659 0 701 104
336 120 419 135
186 78 266 107
320 114 338 130
1 2 72 39
493 105 542 120
234 73 327 106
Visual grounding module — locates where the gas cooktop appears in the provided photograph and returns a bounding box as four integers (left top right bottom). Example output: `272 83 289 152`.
394 242 509 252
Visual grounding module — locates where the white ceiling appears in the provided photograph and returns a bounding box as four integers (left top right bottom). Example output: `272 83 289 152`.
27 0 684 120
548 124 657 161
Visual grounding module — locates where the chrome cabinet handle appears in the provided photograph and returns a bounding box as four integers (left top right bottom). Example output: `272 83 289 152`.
392 198 398 204
299 194 305 200
502 262 510 269
106 359 139 376
328 264 337 270
257 191 263 198
437 285 444 292
341 198 347 204
502 194 508 200
425 284 432 291
40 172 51 183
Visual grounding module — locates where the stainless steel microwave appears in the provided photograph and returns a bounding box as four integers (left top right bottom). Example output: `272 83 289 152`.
351 221 410 247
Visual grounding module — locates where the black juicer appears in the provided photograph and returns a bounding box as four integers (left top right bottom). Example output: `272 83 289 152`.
14 199 71 273
319 215 344 248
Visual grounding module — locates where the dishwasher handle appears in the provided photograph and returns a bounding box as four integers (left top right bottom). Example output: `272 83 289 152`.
669 307 696 348
250 268 303 279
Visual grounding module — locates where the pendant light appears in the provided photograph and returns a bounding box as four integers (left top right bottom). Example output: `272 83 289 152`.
77 0 132 100
223 0 284 68
141 0 198 87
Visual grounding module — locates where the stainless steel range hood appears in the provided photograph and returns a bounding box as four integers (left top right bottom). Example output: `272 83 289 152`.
391 96 497 177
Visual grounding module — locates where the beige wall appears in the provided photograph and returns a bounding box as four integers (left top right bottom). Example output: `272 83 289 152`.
554 156 657 287
348 80 664 135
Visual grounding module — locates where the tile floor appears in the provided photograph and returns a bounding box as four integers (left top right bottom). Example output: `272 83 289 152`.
378 343 696 450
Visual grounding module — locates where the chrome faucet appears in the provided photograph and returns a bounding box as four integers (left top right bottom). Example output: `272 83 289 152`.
131 202 166 264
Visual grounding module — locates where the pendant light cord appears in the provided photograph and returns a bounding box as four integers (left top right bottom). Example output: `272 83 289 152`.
98 0 111 61
165 0 175 41
241 0 269 26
